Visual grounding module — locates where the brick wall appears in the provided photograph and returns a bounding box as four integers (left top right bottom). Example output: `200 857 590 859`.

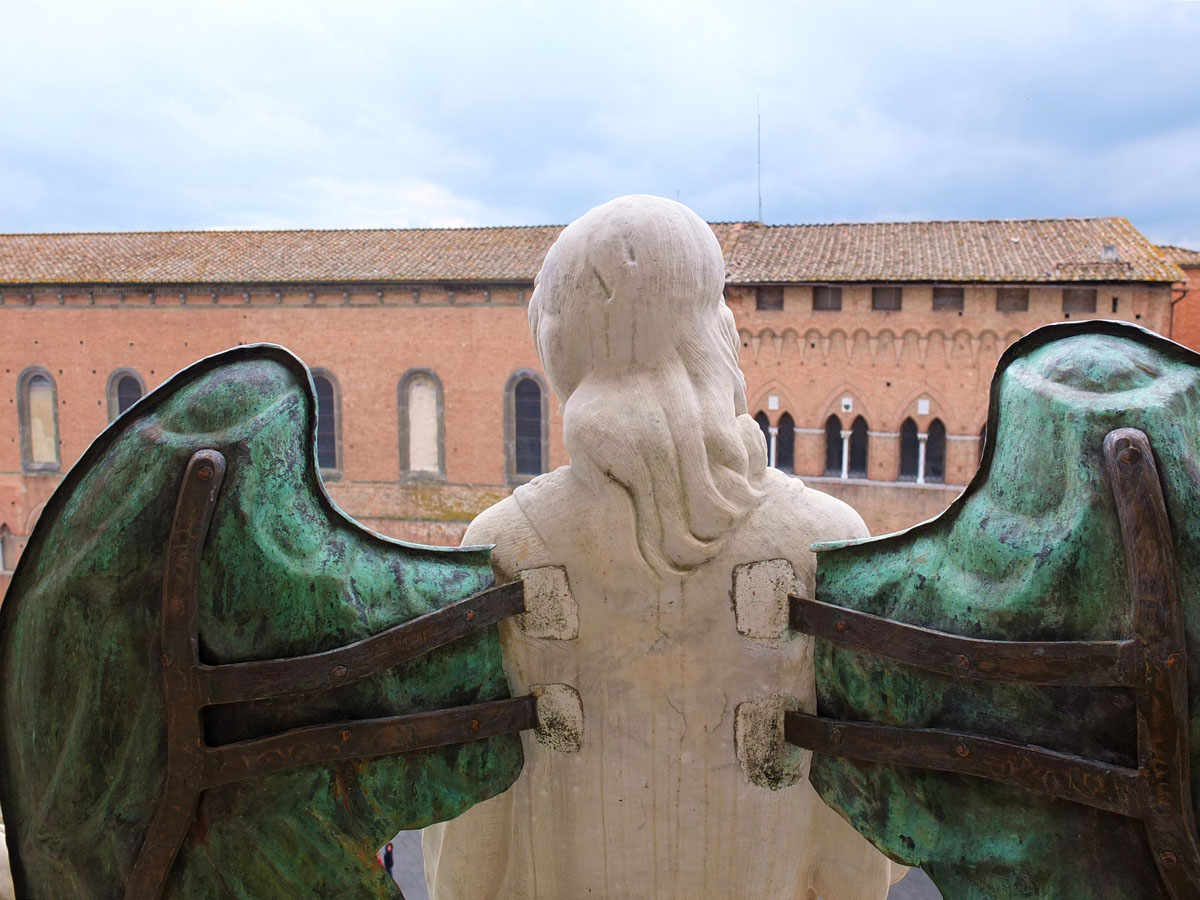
0 278 1175 599
1170 265 1200 351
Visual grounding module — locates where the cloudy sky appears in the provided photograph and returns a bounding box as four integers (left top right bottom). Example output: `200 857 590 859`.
3 0 1198 247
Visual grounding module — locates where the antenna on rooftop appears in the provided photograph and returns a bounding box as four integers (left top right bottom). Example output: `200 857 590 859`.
757 93 763 224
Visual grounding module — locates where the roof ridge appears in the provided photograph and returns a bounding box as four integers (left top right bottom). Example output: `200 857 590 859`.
757 216 1126 228
0 224 568 238
0 217 1134 238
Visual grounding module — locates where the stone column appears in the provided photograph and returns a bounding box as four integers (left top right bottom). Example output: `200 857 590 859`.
768 426 779 469
840 429 851 480
917 432 928 484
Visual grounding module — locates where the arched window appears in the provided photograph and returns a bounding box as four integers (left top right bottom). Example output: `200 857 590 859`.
398 369 445 478
754 411 770 454
106 369 145 421
899 418 919 480
18 368 59 471
926 419 946 483
505 371 548 483
848 416 868 477
824 415 842 476
311 371 340 472
776 412 795 473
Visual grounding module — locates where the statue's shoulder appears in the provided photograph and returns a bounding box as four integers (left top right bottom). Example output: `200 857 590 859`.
768 470 867 540
463 468 574 578
727 470 868 572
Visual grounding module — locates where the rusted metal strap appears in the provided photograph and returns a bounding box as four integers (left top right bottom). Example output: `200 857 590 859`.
788 427 1200 900
790 595 1137 687
202 580 526 705
127 450 536 900
127 450 228 900
201 696 537 788
784 712 1139 817
1105 428 1200 898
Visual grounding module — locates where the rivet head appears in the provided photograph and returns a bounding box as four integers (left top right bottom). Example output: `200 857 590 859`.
470 719 480 732
197 464 213 480
830 726 842 745
341 729 352 742
465 610 476 622
1118 446 1141 465
1161 849 1178 866
955 743 970 758
331 664 348 678
1168 653 1181 668
956 654 971 671
834 620 847 633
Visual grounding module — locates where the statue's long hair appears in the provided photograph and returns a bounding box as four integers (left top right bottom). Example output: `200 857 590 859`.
529 196 766 576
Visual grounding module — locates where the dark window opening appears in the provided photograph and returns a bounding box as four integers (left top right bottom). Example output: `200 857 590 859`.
514 378 543 475
116 375 142 415
849 416 868 477
1112 296 1119 313
872 286 902 311
777 413 795 473
933 286 964 311
1063 288 1097 314
926 419 946 483
996 287 1029 311
899 418 919 480
313 374 338 470
824 416 842 476
754 411 770 457
813 286 842 310
756 286 784 310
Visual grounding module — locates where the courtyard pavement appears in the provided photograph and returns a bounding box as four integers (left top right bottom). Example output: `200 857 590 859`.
385 830 942 899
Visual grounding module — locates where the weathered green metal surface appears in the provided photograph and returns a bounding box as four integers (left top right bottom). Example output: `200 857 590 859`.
810 322 1200 899
0 346 522 898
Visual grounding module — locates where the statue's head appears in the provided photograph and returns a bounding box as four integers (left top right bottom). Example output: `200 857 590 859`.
529 194 742 407
528 195 764 576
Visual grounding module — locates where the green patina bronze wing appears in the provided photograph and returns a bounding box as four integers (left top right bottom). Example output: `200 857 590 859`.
790 322 1200 900
0 345 528 899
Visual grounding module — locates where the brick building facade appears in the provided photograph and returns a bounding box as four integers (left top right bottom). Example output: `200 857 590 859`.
0 217 1186 597
1163 244 1200 349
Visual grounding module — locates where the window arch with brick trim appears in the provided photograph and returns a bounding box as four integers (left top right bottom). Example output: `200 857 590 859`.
398 368 445 479
18 367 60 472
504 370 549 484
106 368 145 421
310 369 342 476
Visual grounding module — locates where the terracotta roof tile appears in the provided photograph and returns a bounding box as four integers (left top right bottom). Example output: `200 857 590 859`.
0 227 564 285
721 218 1180 284
0 218 1180 286
1159 245 1200 269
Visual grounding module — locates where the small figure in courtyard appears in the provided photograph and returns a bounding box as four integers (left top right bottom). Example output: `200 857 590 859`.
382 842 395 881
423 195 903 899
